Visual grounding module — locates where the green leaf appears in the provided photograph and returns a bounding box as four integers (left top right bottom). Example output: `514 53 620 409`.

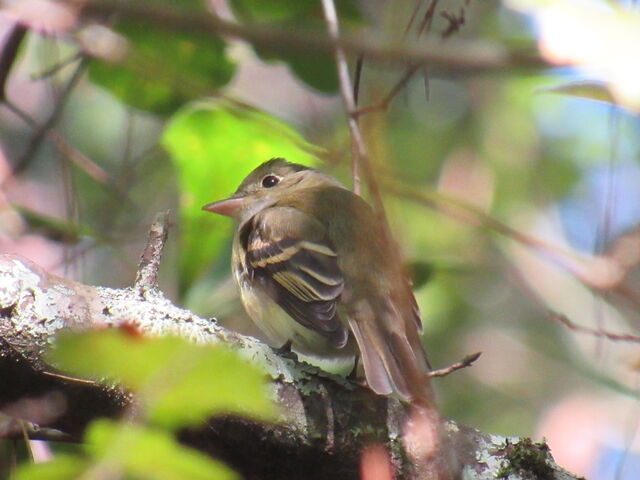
229 0 362 92
15 456 87 480
537 81 617 105
86 420 238 480
229 0 360 25
229 0 316 22
162 101 321 289
49 331 276 428
89 1 234 114
253 44 338 93
408 260 434 290
146 341 277 428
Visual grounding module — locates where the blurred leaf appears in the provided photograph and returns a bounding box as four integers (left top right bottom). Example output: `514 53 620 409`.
148 344 276 429
229 0 361 92
86 419 237 480
538 81 616 105
229 0 316 22
229 0 360 28
408 261 434 290
16 206 90 244
0 23 27 101
537 149 579 199
89 1 234 114
162 101 320 290
50 330 276 428
15 455 87 480
508 0 640 111
253 45 338 93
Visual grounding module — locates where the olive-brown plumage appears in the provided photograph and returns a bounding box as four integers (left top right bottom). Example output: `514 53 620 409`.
203 158 433 403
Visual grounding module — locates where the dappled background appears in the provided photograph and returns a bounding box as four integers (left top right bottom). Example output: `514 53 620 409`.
1 0 640 478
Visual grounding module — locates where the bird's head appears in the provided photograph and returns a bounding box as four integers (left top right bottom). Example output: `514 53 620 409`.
202 158 338 224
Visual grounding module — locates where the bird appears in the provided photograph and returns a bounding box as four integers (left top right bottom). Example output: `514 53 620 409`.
202 158 434 404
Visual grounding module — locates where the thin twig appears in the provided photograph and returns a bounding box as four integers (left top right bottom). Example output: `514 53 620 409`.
1 423 76 443
41 370 97 386
441 9 466 38
19 421 34 462
320 0 392 227
417 0 439 37
423 66 430 100
429 352 482 378
30 52 83 80
0 22 27 101
134 211 171 293
12 57 89 176
353 54 364 105
320 0 364 195
4 92 118 192
549 312 640 343
49 131 110 185
83 1 553 74
429 352 481 378
352 64 421 117
385 179 640 310
3 100 38 128
404 0 426 35
354 0 470 118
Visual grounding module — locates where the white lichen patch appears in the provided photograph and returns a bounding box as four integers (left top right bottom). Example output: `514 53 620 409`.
90 285 295 384
0 268 21 307
1 254 321 423
461 433 519 480
445 420 460 434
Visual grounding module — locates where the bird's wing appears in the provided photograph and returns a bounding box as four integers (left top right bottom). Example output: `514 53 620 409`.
321 186 432 401
242 207 348 347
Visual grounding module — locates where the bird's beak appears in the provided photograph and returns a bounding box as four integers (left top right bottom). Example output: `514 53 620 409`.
202 195 244 217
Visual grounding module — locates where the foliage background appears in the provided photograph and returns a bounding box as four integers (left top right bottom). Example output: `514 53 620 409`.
1 0 639 479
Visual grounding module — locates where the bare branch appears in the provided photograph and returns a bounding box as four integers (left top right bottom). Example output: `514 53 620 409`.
41 370 97 386
0 21 27 102
405 0 428 35
429 352 482 378
134 211 170 293
30 52 83 80
0 252 583 480
82 2 553 74
2 425 75 443
352 64 421 118
320 0 366 195
417 0 439 37
384 179 640 311
549 312 640 343
353 54 364 105
49 131 110 185
11 57 88 176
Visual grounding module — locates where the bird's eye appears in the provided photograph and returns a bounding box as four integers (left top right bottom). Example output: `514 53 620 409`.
261 175 280 188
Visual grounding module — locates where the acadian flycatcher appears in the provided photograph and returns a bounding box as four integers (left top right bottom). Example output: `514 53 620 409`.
203 158 433 403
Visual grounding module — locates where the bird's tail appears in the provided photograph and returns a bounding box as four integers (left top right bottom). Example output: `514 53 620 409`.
347 299 434 404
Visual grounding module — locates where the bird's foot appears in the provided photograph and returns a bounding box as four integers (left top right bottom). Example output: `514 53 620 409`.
272 340 298 361
346 355 366 387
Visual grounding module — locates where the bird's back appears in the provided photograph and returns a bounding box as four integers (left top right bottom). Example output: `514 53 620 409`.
278 184 432 401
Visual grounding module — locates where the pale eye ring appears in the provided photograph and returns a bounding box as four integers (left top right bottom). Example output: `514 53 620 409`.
261 175 280 188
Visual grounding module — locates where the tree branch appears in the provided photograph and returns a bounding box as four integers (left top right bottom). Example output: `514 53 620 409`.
321 0 364 193
428 352 482 378
549 312 640 343
0 216 581 480
134 210 170 293
81 1 552 74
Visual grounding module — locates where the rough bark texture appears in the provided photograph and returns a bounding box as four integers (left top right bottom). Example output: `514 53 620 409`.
0 253 581 480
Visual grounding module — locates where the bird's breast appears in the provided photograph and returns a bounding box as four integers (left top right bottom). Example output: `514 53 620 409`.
232 241 355 371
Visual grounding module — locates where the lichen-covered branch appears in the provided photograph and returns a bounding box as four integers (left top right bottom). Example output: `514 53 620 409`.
0 210 580 480
0 251 582 480
0 211 579 479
